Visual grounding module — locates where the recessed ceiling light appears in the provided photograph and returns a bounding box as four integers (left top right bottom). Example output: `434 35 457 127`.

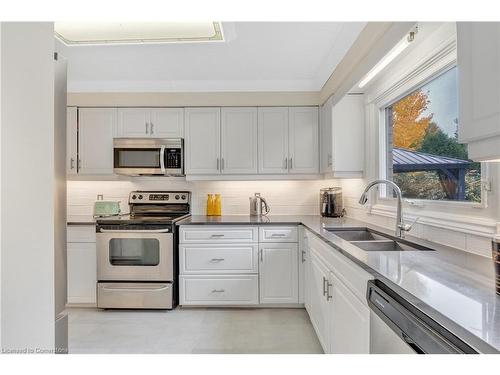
55 22 224 46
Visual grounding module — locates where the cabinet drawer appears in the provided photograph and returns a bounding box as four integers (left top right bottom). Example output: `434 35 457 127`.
180 244 258 274
179 275 259 305
179 226 257 243
67 225 96 243
259 226 298 242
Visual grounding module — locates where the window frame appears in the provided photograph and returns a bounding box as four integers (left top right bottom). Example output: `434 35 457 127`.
377 64 489 209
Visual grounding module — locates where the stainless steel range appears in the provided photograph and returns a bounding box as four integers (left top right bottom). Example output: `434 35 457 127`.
95 191 191 309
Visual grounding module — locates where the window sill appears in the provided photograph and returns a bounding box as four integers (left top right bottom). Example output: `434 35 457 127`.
368 202 497 238
377 196 487 210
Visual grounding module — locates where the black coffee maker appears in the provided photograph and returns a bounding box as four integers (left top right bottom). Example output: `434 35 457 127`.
320 187 344 217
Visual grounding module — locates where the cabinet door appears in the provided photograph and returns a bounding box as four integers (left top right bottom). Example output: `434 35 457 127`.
259 243 298 304
308 250 331 352
67 242 97 304
319 98 333 174
258 107 289 174
221 107 258 174
78 108 116 175
116 108 150 137
185 107 221 175
66 107 78 175
150 108 184 138
331 94 364 177
289 107 319 174
329 271 370 354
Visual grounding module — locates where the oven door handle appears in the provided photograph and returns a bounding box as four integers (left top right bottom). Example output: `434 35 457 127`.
100 285 170 292
160 145 166 174
99 229 171 233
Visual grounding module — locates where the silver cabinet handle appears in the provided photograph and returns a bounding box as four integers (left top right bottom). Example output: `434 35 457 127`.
150 122 154 134
211 289 225 293
145 122 149 134
210 234 225 238
260 249 264 262
271 233 286 237
326 280 333 301
289 158 293 169
217 158 220 171
301 250 306 263
284 158 288 169
77 159 82 171
210 258 225 262
70 158 75 170
221 158 225 170
322 276 327 296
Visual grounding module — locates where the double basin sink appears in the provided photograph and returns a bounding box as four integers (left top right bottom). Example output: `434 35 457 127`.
325 227 434 252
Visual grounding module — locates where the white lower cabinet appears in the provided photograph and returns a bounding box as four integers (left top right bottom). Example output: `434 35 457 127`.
329 271 370 354
67 226 97 305
179 225 300 306
259 243 298 304
304 228 372 354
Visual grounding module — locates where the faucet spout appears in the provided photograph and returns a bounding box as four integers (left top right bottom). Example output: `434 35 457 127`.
358 179 407 239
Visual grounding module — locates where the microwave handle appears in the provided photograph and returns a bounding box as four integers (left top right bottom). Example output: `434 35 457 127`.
160 145 166 174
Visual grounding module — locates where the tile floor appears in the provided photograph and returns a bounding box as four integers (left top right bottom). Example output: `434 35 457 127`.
68 307 324 354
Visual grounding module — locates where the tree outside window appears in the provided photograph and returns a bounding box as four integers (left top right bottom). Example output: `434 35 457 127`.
386 67 481 202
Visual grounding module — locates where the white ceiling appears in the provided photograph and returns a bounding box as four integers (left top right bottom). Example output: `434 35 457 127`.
56 22 366 93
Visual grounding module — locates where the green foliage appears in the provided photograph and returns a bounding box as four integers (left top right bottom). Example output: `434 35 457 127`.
418 121 469 160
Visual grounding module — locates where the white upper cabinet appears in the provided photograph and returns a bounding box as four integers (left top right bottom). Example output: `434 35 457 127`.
258 107 289 174
289 107 319 174
259 243 299 304
78 108 116 175
331 94 365 177
150 108 184 138
116 108 184 138
185 107 221 175
116 108 150 137
221 107 258 174
320 99 333 174
457 22 500 161
320 94 365 178
66 107 78 175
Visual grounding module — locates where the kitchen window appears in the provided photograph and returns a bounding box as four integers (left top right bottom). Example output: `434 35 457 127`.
384 66 482 203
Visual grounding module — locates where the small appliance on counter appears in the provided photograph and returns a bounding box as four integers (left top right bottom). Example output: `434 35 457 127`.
320 187 345 217
95 190 191 309
93 195 121 218
249 193 270 216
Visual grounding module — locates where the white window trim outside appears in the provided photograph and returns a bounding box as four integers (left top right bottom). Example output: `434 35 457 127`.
370 35 489 206
362 24 498 238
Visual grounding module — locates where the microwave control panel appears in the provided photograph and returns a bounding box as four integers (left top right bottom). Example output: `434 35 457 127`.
165 148 182 168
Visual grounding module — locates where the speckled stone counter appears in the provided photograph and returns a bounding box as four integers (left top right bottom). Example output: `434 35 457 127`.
178 215 500 353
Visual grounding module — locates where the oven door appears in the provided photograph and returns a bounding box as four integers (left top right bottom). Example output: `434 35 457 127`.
97 229 173 281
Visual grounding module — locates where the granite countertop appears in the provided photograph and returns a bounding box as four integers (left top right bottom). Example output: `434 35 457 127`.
178 214 500 353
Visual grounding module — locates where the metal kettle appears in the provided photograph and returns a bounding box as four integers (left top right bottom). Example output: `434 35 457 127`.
249 193 270 216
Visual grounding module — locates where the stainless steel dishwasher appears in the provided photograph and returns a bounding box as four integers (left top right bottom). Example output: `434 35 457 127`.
367 280 477 354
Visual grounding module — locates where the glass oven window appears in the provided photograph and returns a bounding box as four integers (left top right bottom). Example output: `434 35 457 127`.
114 148 160 168
109 238 160 266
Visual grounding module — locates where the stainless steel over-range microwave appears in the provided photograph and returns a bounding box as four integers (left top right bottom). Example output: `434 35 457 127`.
113 138 184 176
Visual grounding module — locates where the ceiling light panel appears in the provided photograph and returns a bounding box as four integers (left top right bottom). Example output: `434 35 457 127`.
55 22 223 45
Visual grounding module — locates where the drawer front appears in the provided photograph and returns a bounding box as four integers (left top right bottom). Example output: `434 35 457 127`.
259 226 298 242
179 226 257 243
179 275 259 305
97 282 172 309
67 225 96 243
180 244 258 274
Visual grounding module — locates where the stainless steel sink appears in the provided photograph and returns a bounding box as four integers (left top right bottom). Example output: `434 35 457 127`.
325 227 434 252
350 240 431 252
325 228 388 241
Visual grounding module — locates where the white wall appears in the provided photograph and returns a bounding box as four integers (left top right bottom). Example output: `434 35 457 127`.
340 23 499 258
1 23 55 352
67 179 340 218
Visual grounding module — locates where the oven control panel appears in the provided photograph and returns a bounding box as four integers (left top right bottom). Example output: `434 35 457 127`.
129 191 190 204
